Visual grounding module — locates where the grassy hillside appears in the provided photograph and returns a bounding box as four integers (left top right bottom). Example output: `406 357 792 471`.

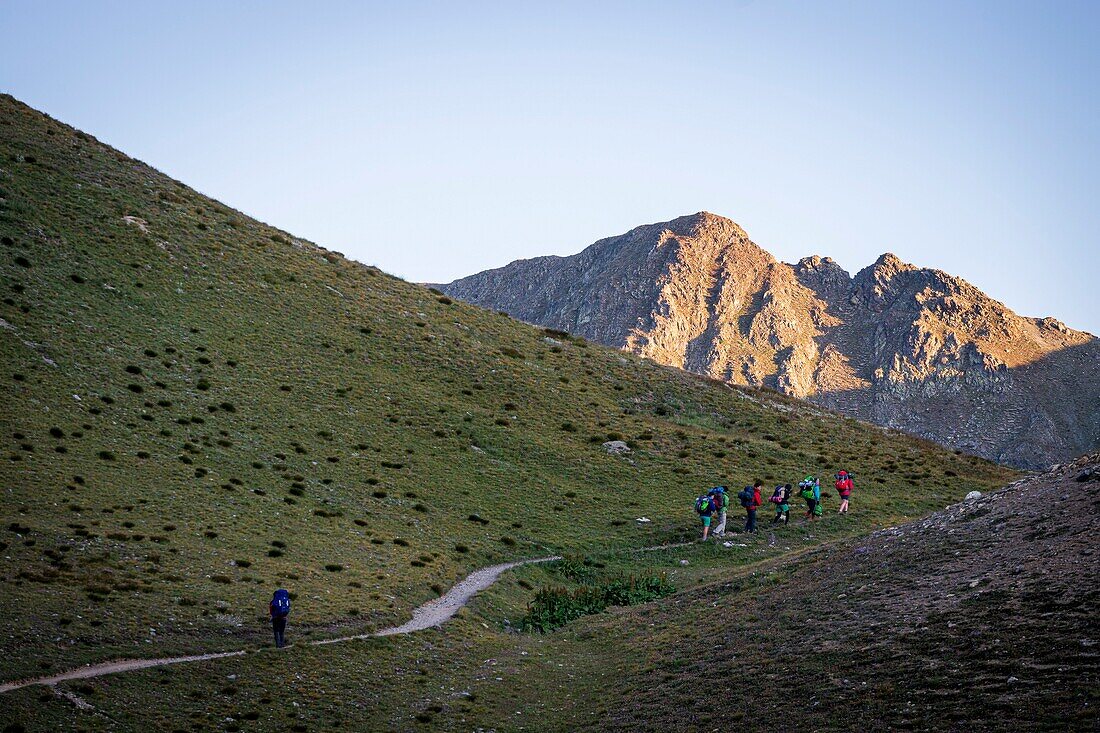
7 460 1090 732
505 456 1097 732
0 92 1014 724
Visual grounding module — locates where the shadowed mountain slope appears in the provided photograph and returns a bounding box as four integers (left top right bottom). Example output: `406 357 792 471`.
442 213 1100 468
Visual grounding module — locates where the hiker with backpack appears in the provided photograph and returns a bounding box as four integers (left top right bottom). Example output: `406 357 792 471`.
270 588 291 648
737 481 763 533
694 492 717 541
835 470 854 514
769 483 792 525
708 486 729 537
799 475 821 521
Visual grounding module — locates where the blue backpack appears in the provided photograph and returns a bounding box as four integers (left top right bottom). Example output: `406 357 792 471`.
694 495 713 515
272 589 290 618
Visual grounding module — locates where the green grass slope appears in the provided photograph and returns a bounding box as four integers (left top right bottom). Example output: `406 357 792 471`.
0 93 1013 688
526 456 1099 732
7 460 1088 733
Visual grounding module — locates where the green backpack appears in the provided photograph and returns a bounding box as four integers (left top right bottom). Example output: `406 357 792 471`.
799 476 818 501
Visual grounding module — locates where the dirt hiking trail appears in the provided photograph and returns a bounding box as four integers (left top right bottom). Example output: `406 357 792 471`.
0 555 562 694
0 540 704 694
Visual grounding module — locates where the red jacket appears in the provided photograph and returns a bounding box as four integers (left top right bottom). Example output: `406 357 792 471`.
748 487 762 510
835 478 853 497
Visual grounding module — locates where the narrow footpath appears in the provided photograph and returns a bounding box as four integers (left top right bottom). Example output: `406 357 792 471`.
0 555 562 694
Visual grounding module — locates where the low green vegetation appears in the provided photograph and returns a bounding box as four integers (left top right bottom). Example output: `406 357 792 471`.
549 553 598 582
0 95 1023 730
520 572 675 632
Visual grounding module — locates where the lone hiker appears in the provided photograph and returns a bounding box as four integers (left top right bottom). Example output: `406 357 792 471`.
738 481 763 533
799 475 821 521
695 492 717 541
709 486 729 537
270 588 291 648
835 470 854 514
770 483 792 525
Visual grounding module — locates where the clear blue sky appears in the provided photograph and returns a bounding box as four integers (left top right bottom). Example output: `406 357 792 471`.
2 1 1097 333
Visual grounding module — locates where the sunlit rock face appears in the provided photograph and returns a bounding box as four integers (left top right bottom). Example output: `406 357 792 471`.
442 212 1100 468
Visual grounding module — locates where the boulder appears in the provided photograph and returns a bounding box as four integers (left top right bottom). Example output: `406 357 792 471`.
965 490 983 501
602 440 632 455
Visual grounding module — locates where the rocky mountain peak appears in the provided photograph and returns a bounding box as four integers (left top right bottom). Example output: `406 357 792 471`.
872 252 914 272
441 213 1099 468
853 252 918 284
657 212 766 254
689 210 745 231
794 255 852 296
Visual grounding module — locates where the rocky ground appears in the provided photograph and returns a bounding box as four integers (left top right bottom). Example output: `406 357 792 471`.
584 454 1100 731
